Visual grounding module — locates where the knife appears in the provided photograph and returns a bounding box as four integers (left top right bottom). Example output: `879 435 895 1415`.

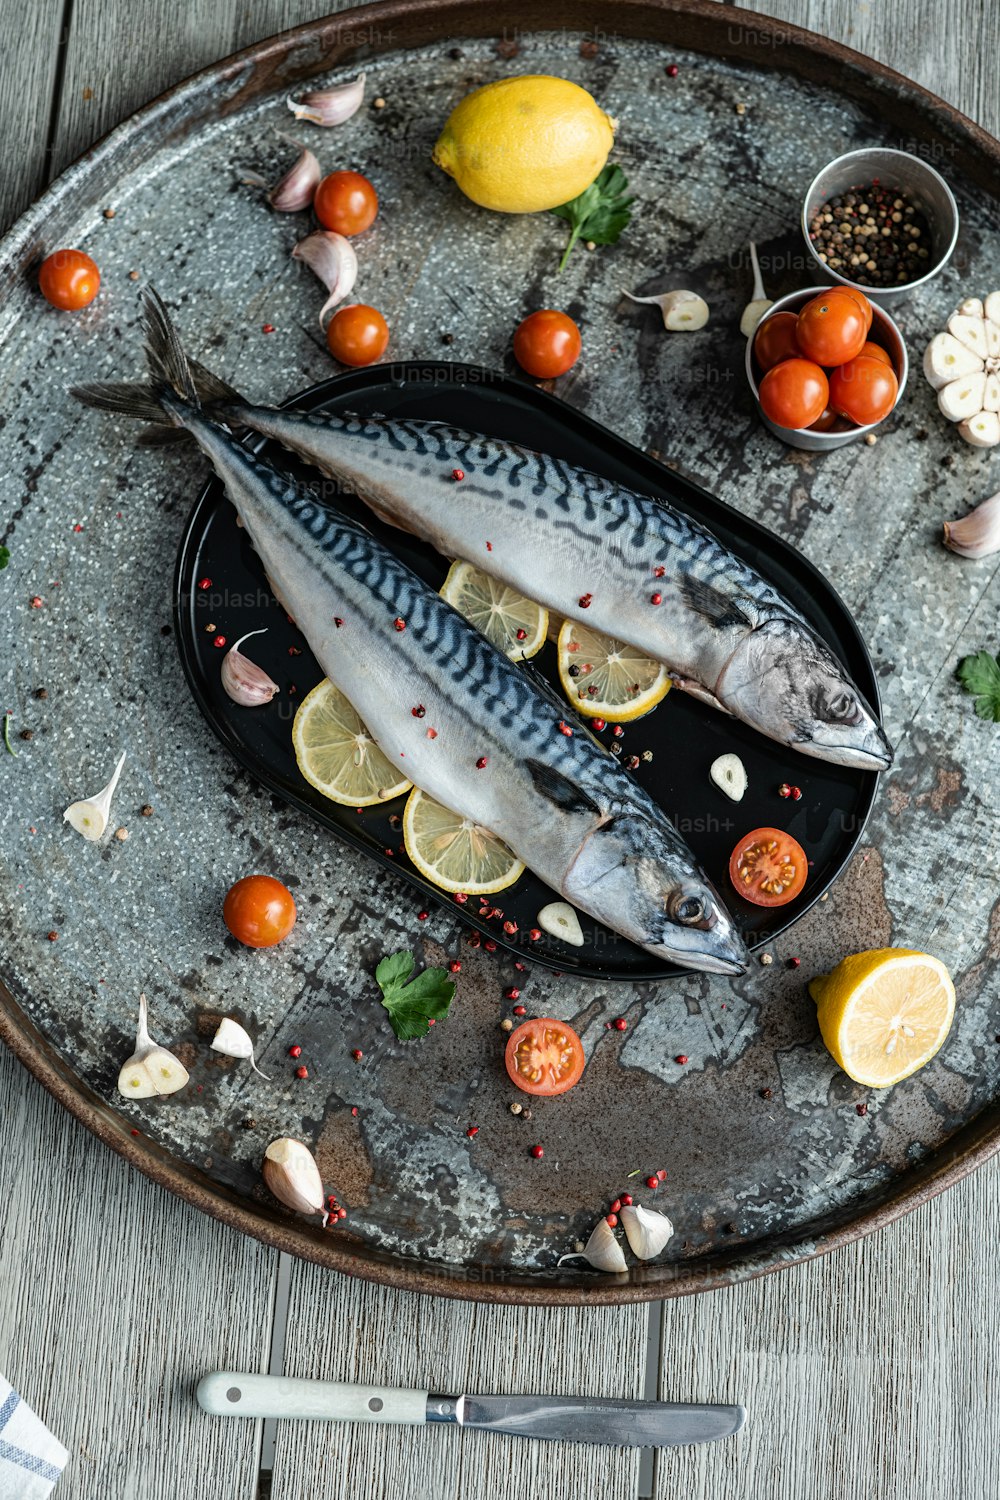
196 1372 744 1448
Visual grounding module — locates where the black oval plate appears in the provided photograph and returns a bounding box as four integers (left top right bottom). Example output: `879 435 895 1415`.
174 362 882 981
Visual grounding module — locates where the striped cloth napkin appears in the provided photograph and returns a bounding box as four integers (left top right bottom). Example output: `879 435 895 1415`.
0 1376 68 1497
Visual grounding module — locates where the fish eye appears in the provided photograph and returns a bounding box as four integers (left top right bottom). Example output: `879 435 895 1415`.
671 891 707 926
827 690 857 722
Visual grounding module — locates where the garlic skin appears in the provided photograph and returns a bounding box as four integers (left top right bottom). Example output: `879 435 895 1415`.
537 901 584 947
263 1138 328 1225
739 241 773 337
291 231 359 327
624 288 710 331
244 147 320 211
287 74 366 127
943 489 1000 559
211 1017 271 1079
923 291 1000 447
620 1203 674 1261
64 749 126 841
117 994 189 1099
558 1216 628 1273
221 629 279 707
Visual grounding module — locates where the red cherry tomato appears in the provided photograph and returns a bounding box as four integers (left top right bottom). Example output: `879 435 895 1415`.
505 1017 586 1096
809 406 840 433
39 249 100 310
728 828 808 908
758 357 829 429
828 355 898 425
314 171 378 236
795 292 867 366
753 311 801 372
828 285 873 331
859 340 892 367
513 310 582 378
326 304 389 366
223 875 297 948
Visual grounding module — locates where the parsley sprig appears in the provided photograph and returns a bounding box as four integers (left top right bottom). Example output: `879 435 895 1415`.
0 546 9 570
375 950 456 1040
549 165 634 272
958 649 1000 723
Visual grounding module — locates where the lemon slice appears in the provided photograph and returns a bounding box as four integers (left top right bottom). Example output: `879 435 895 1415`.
440 560 548 659
810 948 956 1088
292 679 411 807
556 618 671 721
402 787 525 894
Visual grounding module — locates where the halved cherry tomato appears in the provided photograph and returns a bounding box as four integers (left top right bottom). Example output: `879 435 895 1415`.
728 828 808 908
314 171 378 236
829 355 898 425
326 304 389 366
827 285 873 331
505 1017 585 1096
753 311 801 373
859 340 892 367
39 249 100 310
223 875 297 948
795 292 867 366
513 310 582 378
758 357 829 429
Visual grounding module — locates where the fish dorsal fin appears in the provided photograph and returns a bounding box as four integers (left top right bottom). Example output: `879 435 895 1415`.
525 758 602 816
680 575 754 630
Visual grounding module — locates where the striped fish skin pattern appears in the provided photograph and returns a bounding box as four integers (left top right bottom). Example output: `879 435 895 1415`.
214 400 892 772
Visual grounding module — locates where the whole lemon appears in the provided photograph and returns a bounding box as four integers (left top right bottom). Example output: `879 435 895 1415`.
432 75 616 214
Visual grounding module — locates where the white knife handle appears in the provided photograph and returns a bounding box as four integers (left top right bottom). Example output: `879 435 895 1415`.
197 1372 429 1426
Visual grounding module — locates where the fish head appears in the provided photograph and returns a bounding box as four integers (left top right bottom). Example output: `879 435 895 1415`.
715 618 893 770
564 812 749 975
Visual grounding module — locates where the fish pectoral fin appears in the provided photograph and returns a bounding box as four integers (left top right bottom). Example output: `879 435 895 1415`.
680 576 754 630
668 672 733 715
526 757 603 817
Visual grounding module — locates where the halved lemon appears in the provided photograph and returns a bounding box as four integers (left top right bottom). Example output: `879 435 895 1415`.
402 787 525 894
556 618 671 722
810 948 956 1088
440 560 548 659
292 679 411 807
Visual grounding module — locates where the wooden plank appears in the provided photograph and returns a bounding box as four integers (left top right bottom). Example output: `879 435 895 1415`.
270 1266 648 1499
0 0 66 228
0 1046 277 1500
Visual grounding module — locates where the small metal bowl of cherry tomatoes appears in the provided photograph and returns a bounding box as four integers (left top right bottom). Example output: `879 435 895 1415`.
745 285 908 451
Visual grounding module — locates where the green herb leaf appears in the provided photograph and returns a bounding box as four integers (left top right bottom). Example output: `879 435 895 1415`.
375 949 456 1040
958 649 1000 722
0 546 9 570
549 164 634 272
3 713 18 758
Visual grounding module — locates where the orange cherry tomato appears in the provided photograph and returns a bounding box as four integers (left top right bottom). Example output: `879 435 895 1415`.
504 1017 585 1097
728 828 808 908
223 875 297 948
758 357 829 429
795 292 867 366
38 249 100 310
314 171 378 236
753 311 801 372
513 310 582 378
828 355 898 425
827 285 873 331
326 304 389 366
859 340 892 367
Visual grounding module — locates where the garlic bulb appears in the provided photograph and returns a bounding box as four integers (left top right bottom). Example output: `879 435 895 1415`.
558 1216 628 1273
221 629 279 706
287 74 366 127
211 1017 270 1078
620 1203 674 1260
64 749 126 841
537 901 584 947
943 489 1000 559
291 231 359 327
243 147 320 211
624 288 709 331
263 1138 328 1225
739 241 773 337
923 291 1000 447
117 993 189 1099
710 753 747 802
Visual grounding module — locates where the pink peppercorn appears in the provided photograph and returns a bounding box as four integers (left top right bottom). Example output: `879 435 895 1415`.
295 1065 309 1080
622 1193 633 1206
352 1049 363 1061
646 1176 658 1189
606 1213 618 1227
513 1004 526 1016
288 1045 303 1059
613 1017 627 1031
448 960 461 973
452 468 465 481
675 1054 688 1064
531 1144 544 1159
213 635 226 648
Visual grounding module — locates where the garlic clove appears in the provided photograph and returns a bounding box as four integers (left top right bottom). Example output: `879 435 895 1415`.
64 749 127 841
947 313 990 360
985 319 1000 361
923 332 984 390
221 629 279 707
938 372 987 423
620 1203 674 1260
943 489 1000 559
959 411 1000 448
984 290 1000 327
287 73 366 127
263 1138 328 1224
556 1216 628 1273
211 1017 270 1079
957 297 984 319
245 146 320 212
739 241 773 337
710 752 747 802
985 374 1000 414
624 288 710 332
537 901 585 947
291 231 359 327
117 993 189 1099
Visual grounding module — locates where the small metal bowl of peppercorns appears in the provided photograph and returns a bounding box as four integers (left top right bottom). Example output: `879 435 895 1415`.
801 147 959 304
745 287 908 452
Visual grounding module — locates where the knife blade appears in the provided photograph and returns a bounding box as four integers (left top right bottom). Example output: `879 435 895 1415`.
197 1373 744 1448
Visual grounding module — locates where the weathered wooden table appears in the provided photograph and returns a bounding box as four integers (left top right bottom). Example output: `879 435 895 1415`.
2 2 998 1497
